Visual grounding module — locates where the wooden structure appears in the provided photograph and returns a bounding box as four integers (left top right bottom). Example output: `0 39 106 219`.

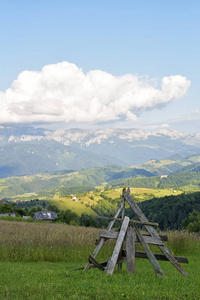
83 188 188 276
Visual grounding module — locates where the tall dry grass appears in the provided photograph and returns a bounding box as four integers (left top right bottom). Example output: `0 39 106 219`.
165 230 200 255
0 220 111 262
0 220 199 263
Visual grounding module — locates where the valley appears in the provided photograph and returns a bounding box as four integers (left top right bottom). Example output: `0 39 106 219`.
0 125 199 233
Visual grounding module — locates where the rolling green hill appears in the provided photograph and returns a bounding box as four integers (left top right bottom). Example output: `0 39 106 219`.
131 154 200 176
110 170 200 191
0 154 200 200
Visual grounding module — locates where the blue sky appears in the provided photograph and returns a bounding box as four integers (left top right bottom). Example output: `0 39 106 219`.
0 0 199 133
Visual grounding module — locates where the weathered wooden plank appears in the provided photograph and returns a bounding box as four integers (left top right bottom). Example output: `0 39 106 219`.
126 227 136 274
118 196 125 270
84 200 124 270
134 224 165 277
121 195 125 220
143 235 163 246
98 216 158 227
123 188 159 238
73 253 188 271
99 229 119 239
159 245 188 276
117 247 123 271
100 230 167 242
123 188 188 277
99 229 163 246
134 252 189 264
88 255 105 271
142 233 168 241
105 216 130 275
159 234 168 241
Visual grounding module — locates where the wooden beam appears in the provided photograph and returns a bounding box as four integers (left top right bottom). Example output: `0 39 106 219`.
97 216 159 227
134 224 165 277
105 216 130 275
118 196 125 271
99 229 118 239
89 255 105 271
73 253 188 271
84 200 124 270
159 245 188 276
126 227 136 274
99 230 167 242
158 234 168 241
117 247 123 271
121 193 125 220
134 252 189 264
99 229 164 246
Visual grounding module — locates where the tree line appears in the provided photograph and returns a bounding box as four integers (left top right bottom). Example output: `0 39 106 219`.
130 191 200 231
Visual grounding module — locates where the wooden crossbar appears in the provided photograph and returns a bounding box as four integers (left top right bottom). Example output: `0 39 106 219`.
99 229 164 246
89 256 104 271
97 216 159 227
72 253 188 271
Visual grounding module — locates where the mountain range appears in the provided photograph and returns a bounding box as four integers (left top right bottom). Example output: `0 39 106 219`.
0 125 200 177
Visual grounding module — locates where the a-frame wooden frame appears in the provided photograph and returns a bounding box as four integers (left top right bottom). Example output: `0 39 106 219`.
83 188 188 276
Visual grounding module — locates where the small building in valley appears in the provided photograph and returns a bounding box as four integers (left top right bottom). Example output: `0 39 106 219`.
33 211 58 221
160 175 168 178
0 199 7 203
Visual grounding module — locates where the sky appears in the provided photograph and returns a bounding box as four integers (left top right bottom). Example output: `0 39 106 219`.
0 0 199 133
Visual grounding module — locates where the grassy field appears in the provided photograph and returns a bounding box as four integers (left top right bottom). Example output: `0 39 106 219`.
0 220 199 299
103 188 182 201
1 258 199 300
47 196 98 216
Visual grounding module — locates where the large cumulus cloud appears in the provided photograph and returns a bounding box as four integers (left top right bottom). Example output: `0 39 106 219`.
0 61 191 124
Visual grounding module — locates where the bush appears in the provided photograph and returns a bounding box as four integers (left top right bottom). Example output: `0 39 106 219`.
182 210 200 233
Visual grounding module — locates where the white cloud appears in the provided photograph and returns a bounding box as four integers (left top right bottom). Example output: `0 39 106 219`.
160 123 169 129
0 61 191 125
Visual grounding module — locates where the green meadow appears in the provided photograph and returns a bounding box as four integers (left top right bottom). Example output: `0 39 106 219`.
0 220 199 299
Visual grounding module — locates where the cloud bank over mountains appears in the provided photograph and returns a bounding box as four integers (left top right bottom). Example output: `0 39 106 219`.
0 61 191 125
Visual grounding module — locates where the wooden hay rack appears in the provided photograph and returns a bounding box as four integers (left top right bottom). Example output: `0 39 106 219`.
82 188 188 276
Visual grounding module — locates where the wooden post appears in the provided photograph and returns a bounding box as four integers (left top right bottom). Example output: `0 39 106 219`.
134 224 165 277
122 188 126 220
105 216 130 275
118 190 126 270
126 227 136 274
